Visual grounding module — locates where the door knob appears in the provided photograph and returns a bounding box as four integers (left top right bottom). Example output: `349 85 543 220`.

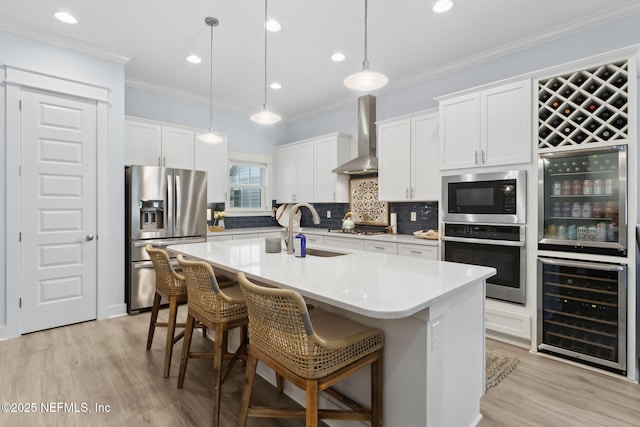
85 234 95 241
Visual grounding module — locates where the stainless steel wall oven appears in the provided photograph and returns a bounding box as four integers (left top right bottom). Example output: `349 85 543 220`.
442 170 527 304
442 223 526 304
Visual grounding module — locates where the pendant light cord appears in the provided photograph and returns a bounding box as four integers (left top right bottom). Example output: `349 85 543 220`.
209 20 214 128
263 0 268 110
363 0 368 67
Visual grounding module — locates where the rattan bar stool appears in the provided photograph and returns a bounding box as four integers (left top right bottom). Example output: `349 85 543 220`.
176 254 248 427
145 244 189 378
236 272 384 427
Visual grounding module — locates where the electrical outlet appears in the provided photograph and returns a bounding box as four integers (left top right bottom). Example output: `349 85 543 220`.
431 321 441 350
327 210 331 219
410 212 417 221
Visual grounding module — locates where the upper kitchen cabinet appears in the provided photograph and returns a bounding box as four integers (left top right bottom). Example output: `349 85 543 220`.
276 140 315 203
276 133 353 203
378 110 439 201
314 133 352 203
194 133 228 203
438 80 532 170
125 117 195 169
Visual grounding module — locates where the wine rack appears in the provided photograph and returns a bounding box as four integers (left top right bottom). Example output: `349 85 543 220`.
538 258 626 374
538 60 629 150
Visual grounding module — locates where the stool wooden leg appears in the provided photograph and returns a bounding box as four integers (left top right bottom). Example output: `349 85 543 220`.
276 374 284 394
146 293 161 350
237 354 258 427
371 351 383 426
177 314 195 388
163 295 179 378
212 325 225 427
306 379 320 427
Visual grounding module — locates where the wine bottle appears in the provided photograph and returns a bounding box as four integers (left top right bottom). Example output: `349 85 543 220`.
598 109 612 120
598 90 611 101
585 83 598 93
587 103 597 112
612 117 627 129
563 107 573 116
599 129 613 140
612 76 625 88
572 94 586 105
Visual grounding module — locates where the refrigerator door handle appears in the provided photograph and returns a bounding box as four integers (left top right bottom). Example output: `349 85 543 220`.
175 174 181 234
167 173 174 235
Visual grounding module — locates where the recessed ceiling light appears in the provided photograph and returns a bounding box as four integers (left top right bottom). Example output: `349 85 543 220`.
270 82 282 90
265 20 282 32
53 11 78 24
186 54 202 64
331 52 346 62
432 0 454 13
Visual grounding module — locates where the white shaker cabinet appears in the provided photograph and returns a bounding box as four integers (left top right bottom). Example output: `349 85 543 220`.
125 118 195 169
378 110 439 201
438 80 531 170
161 126 195 169
124 119 162 166
276 133 353 204
314 134 352 202
195 134 228 203
276 141 314 203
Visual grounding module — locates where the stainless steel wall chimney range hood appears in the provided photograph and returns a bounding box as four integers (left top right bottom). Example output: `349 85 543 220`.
332 95 378 175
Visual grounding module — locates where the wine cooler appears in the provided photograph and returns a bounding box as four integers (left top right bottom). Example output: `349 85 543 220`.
538 257 626 374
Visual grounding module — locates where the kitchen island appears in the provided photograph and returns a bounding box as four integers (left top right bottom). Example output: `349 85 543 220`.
168 239 495 427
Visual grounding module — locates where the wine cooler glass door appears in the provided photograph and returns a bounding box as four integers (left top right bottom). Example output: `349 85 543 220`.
538 145 627 256
537 257 626 374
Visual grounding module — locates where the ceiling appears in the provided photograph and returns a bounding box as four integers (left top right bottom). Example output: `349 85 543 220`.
1 0 640 121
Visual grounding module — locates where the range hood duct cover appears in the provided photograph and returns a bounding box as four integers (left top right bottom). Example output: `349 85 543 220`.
332 95 378 175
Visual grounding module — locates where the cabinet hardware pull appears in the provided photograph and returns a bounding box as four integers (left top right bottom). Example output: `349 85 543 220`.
410 250 421 254
406 188 409 199
158 156 161 166
481 149 486 164
475 150 479 164
374 246 384 250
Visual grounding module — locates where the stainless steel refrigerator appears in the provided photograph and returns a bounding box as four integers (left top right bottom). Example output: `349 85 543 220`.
125 165 207 314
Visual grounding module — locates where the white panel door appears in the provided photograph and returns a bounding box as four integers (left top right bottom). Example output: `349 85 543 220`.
20 89 97 334
295 142 315 202
439 93 480 170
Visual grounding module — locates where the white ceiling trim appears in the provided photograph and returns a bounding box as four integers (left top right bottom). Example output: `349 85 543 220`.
0 20 130 64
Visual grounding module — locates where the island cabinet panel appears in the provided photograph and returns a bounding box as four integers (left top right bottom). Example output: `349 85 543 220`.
438 79 531 170
378 111 439 202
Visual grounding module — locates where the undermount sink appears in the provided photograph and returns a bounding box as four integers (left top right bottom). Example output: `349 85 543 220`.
305 248 348 257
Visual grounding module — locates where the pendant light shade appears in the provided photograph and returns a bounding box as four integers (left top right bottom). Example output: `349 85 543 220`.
250 107 282 125
344 0 388 92
199 17 224 143
251 0 281 125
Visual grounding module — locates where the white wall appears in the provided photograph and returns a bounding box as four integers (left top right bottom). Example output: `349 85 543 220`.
0 30 126 339
125 85 287 154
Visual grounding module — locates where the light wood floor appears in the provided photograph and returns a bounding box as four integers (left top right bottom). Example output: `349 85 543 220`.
480 339 640 427
1 307 639 426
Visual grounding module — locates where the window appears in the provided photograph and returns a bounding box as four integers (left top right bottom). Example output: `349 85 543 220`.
227 151 272 214
229 164 263 209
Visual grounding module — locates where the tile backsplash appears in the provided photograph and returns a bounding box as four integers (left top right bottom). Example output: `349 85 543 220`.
208 200 439 234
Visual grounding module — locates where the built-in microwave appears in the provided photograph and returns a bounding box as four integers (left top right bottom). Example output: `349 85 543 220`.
442 170 527 224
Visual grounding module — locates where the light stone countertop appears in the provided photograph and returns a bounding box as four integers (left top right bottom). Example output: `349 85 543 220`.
209 226 439 246
168 239 494 319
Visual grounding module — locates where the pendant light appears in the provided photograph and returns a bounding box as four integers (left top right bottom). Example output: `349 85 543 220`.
344 0 388 92
250 0 281 125
198 17 224 143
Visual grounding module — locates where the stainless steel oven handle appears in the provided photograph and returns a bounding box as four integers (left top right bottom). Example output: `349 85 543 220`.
441 235 525 247
538 257 625 271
